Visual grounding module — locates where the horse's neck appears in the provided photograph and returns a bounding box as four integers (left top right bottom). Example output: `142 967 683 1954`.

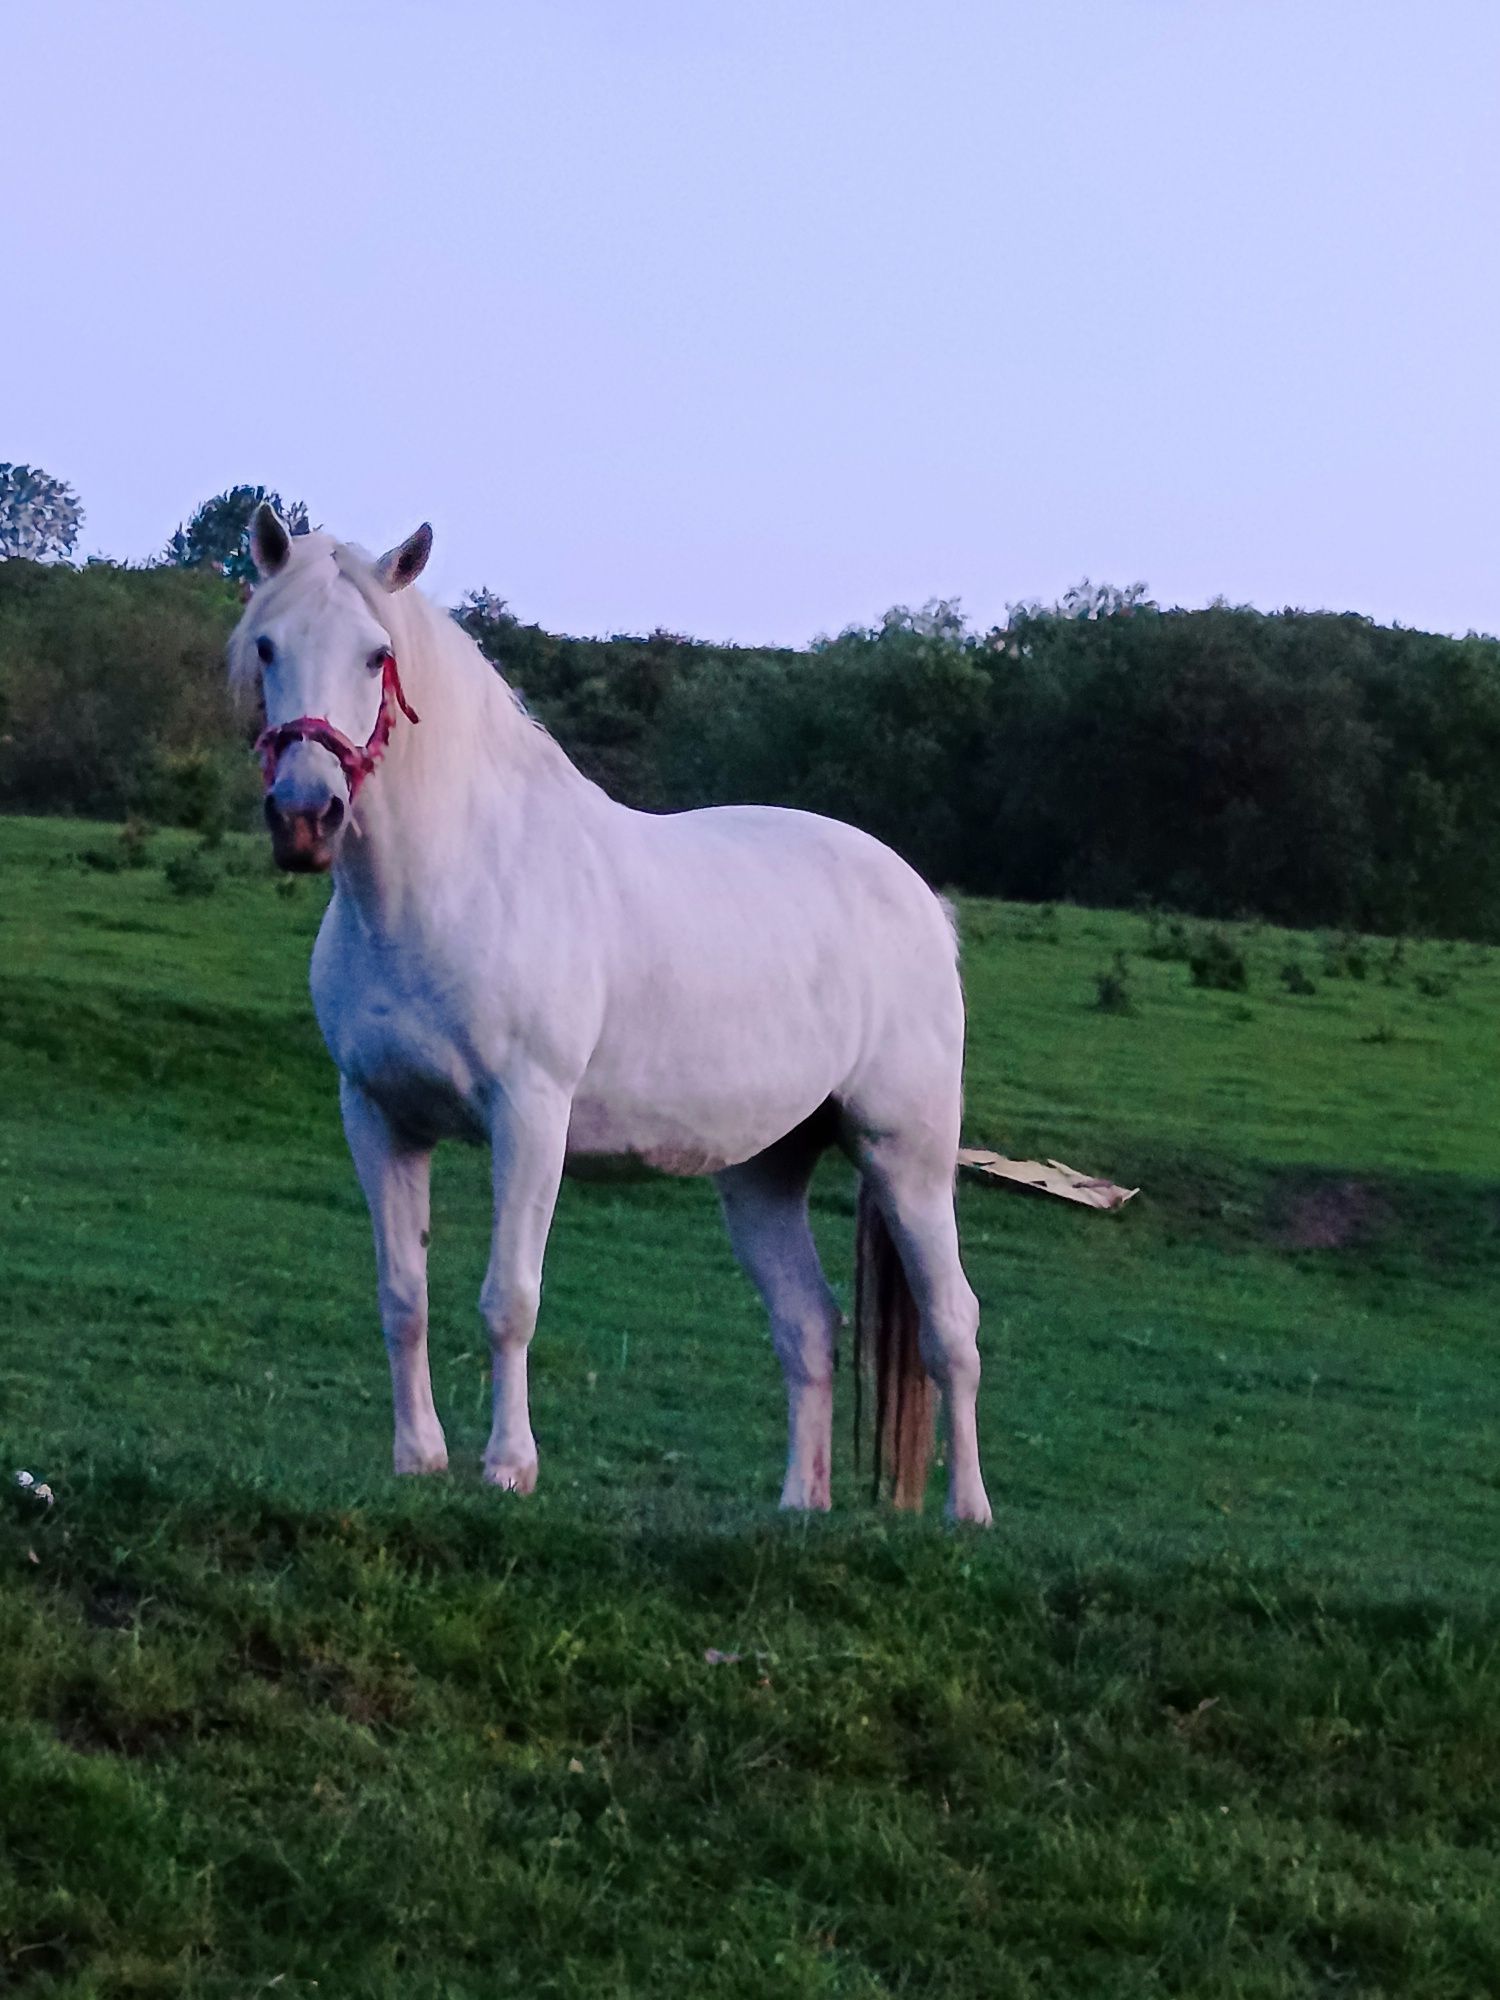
330 632 592 936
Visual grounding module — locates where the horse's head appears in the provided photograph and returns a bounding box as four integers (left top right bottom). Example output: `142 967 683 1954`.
232 505 431 872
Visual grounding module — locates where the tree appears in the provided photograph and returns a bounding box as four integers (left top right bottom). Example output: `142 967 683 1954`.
164 484 310 585
453 586 517 637
878 597 970 641
0 463 84 561
1006 577 1155 626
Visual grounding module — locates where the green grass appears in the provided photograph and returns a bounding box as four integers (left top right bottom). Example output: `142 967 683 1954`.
2 816 1499 1997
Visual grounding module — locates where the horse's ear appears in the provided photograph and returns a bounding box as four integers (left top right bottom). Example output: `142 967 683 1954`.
375 523 433 594
249 503 292 580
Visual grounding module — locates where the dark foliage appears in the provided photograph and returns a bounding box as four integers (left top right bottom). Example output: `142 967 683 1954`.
454 590 793 812
1189 930 1250 993
6 562 1500 938
0 558 253 825
1093 951 1134 1014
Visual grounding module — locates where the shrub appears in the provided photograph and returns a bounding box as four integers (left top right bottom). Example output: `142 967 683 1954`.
119 817 154 868
1093 952 1133 1014
1279 960 1317 996
1142 911 1191 961
134 748 245 839
1189 929 1249 992
1014 904 1062 945
1321 933 1370 980
163 847 220 898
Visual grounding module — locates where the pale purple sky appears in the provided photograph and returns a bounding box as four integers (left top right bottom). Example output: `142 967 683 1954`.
8 2 1499 644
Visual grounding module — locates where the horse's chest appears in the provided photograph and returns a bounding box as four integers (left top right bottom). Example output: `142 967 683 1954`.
324 979 488 1144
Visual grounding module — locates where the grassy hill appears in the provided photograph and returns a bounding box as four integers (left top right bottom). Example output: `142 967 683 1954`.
2 815 1498 1997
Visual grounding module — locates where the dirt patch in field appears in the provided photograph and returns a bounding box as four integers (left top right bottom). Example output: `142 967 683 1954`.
1273 1178 1395 1252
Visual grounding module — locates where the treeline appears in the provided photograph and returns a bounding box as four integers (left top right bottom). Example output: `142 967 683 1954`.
4 556 1500 940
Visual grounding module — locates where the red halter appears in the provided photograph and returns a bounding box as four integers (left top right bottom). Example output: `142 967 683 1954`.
254 648 420 802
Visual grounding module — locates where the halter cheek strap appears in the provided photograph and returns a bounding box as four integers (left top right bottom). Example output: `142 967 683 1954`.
254 649 420 802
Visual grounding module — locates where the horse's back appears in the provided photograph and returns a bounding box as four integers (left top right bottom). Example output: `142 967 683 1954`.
630 801 954 954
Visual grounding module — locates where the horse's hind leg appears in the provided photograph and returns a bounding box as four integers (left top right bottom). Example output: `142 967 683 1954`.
716 1128 842 1511
856 1134 992 1525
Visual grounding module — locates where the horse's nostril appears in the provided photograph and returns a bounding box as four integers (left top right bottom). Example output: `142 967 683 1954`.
321 796 346 836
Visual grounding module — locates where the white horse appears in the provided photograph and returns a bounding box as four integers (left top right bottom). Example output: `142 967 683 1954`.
230 506 991 1523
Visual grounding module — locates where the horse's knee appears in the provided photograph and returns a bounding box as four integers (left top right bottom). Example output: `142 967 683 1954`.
480 1276 541 1352
379 1277 427 1354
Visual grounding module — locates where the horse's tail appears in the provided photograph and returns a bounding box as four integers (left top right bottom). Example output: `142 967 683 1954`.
854 1180 935 1510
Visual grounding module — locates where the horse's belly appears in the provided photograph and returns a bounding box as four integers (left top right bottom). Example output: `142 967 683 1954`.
564 1097 740 1177
566 1050 834 1177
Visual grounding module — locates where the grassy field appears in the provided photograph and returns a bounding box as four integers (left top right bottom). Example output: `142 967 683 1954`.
2 813 1499 1998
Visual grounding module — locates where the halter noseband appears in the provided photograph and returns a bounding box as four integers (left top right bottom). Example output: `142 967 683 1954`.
254 648 420 803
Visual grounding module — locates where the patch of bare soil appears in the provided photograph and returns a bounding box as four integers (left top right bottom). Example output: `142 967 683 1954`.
1273 1177 1395 1252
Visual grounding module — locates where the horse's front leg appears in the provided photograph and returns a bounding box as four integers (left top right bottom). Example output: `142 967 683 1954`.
341 1078 447 1475
480 1077 570 1493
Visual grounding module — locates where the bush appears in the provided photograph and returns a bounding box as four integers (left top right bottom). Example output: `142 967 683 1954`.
1013 903 1062 945
163 846 220 898
77 841 123 873
1279 960 1317 996
1093 952 1134 1014
132 747 254 838
1189 930 1249 992
119 817 154 868
1321 933 1370 981
1142 911 1191 961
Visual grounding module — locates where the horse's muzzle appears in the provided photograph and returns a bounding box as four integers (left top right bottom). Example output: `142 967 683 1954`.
265 792 346 873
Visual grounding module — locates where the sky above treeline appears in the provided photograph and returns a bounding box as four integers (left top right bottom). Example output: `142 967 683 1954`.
8 1 1499 645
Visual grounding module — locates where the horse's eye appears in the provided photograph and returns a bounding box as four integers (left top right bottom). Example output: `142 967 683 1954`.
369 647 391 673
256 636 275 666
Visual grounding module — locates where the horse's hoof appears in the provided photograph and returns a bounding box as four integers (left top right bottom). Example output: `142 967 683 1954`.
946 1491 994 1528
394 1448 449 1476
483 1457 539 1495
